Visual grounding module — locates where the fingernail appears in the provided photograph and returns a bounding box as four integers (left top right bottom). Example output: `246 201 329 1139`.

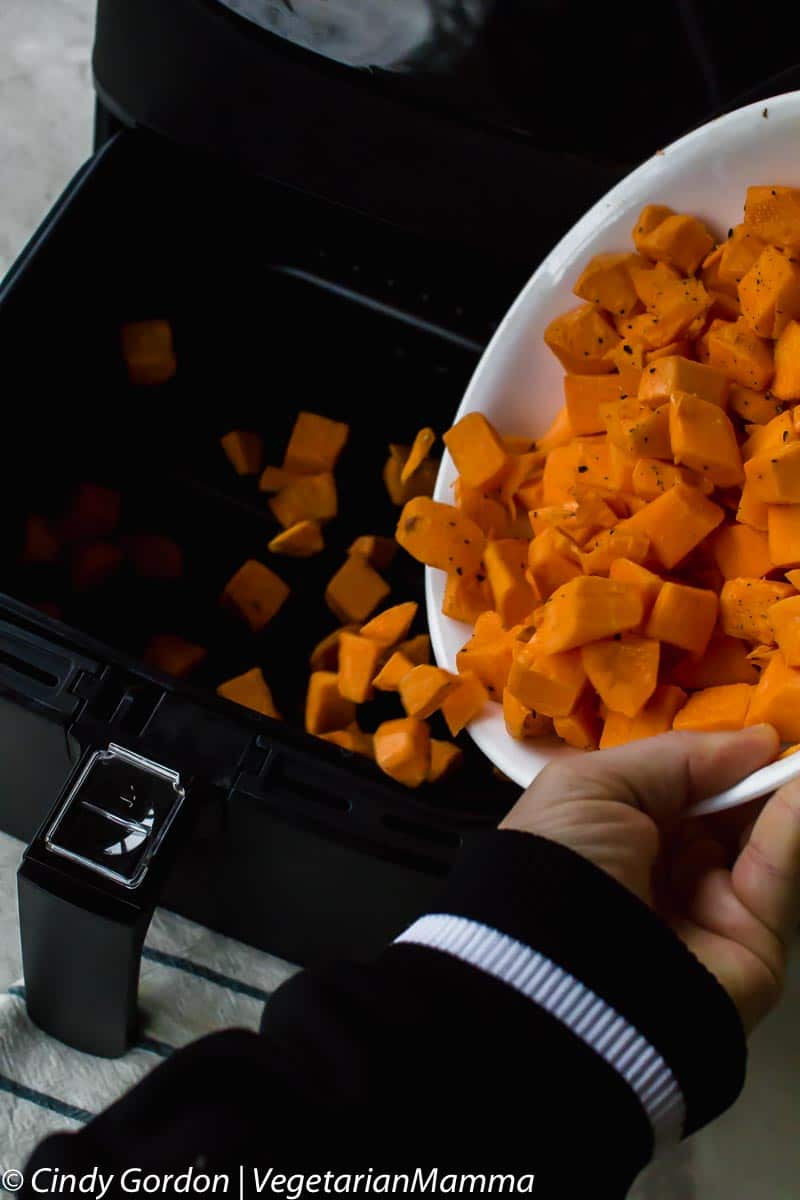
744 723 780 754
747 723 778 740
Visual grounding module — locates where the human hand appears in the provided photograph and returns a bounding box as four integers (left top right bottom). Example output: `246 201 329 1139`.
500 726 800 1032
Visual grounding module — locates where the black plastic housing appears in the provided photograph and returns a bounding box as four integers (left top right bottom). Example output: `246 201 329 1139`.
0 131 521 966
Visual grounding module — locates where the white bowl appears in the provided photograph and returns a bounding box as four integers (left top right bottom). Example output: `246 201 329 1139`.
427 90 800 789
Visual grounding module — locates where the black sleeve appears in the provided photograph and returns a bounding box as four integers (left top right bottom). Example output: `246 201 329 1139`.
23 831 746 1199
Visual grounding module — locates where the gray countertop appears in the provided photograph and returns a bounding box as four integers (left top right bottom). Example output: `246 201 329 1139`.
0 0 95 279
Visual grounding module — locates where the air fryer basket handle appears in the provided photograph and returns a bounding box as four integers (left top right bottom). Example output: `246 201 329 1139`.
18 742 195 1058
18 863 151 1058
0 617 98 722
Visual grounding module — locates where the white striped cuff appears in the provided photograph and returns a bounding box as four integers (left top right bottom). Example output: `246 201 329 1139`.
395 913 685 1151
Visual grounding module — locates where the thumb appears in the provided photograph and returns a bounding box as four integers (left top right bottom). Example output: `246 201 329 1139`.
526 725 779 826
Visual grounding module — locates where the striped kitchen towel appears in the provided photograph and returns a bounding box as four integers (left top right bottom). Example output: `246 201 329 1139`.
0 877 297 1171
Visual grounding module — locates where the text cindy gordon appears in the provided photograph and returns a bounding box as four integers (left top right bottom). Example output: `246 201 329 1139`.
24 1166 536 1197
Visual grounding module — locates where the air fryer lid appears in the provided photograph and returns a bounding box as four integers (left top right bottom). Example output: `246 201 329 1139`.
94 1 800 261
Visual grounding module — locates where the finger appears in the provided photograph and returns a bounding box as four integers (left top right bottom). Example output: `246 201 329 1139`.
693 794 765 850
732 777 800 946
525 725 779 826
670 915 781 1033
674 866 785 1028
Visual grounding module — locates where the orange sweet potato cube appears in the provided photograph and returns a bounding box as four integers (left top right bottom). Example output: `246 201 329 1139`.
544 304 619 374
729 386 784 425
502 688 553 739
269 473 337 528
645 581 718 656
744 185 800 253
221 559 290 631
399 634 431 665
534 575 644 655
608 557 664 617
395 497 485 576
672 683 753 732
283 411 349 474
360 602 418 647
638 355 729 409
145 634 206 679
720 578 795 643
398 665 458 720
737 479 770 531
427 740 464 782
669 635 760 688
669 391 743 487
320 725 374 759
484 538 539 627
347 535 397 571
745 651 800 741
632 205 673 254
221 430 263 476
527 527 582 599
711 524 771 579
325 556 390 623
563 374 630 436
636 211 714 274
441 572 493 624
506 641 587 718
581 636 660 718
259 465 302 493
772 321 800 401
744 442 800 503
600 685 686 748
631 458 710 500
337 632 384 703
767 506 800 569
441 671 489 736
636 274 711 344
401 427 437 483
443 412 509 489
579 529 650 575
373 650 415 692
602 399 671 458
374 718 431 788
455 628 513 700
621 483 724 569
218 666 280 719
305 670 356 735
553 694 601 749
705 318 774 390
121 318 176 385
714 224 767 292
382 450 438 505
741 410 796 460
309 625 358 672
738 245 800 339
268 520 324 557
767 595 800 666
572 252 641 316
